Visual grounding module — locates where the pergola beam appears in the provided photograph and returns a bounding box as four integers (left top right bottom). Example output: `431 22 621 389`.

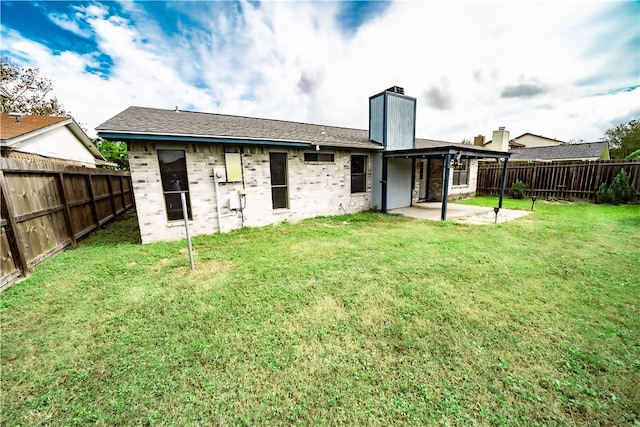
382 144 511 221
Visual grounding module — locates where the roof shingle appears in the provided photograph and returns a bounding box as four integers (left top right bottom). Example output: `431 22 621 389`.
509 142 608 160
97 106 380 149
1 114 69 141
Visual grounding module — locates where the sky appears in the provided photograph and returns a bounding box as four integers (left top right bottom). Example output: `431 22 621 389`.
1 1 638 142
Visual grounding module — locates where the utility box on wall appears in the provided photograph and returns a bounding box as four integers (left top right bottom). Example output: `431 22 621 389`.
224 152 243 182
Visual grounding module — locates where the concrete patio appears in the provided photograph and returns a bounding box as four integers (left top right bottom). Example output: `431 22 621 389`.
388 202 532 224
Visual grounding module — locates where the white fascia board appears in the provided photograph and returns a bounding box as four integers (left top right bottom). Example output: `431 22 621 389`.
67 119 105 160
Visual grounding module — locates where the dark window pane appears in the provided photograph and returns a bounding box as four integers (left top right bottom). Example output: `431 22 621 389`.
158 150 189 192
452 159 469 186
351 155 367 193
351 175 365 193
272 187 288 209
351 155 365 174
158 149 192 220
270 153 288 209
270 153 287 186
164 192 191 221
304 152 334 162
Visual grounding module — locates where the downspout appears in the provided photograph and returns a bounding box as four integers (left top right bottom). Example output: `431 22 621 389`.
441 154 451 220
213 171 223 233
498 158 509 209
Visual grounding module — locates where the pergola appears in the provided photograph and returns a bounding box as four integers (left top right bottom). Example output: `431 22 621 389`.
382 144 511 220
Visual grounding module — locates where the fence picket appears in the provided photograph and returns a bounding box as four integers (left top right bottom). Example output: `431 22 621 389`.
0 158 134 289
477 159 640 202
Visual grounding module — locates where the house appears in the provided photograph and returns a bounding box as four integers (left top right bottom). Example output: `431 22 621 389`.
509 141 610 161
97 87 510 243
507 133 566 148
476 131 566 149
0 113 108 167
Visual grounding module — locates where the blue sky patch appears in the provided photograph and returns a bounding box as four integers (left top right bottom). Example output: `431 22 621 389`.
336 1 391 33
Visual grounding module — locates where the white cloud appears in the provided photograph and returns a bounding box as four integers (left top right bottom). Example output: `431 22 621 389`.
1 1 637 142
48 12 92 38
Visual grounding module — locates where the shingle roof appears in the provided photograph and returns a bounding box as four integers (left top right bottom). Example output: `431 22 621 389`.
509 142 608 160
1 113 105 161
1 114 69 141
511 132 566 144
97 106 381 150
415 138 455 149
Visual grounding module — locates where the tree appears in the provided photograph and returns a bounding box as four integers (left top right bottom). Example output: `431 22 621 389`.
96 139 129 171
604 119 640 159
625 148 640 159
1 57 67 116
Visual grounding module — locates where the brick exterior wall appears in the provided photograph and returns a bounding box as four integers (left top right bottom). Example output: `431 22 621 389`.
129 141 372 243
412 158 478 204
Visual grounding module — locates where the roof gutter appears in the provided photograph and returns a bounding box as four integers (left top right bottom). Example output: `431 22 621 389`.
96 131 314 148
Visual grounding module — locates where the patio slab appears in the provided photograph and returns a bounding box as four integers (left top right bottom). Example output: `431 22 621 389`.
388 202 531 224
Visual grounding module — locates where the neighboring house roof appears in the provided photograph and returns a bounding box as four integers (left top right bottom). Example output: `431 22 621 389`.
1 113 106 161
1 115 69 140
509 141 609 161
510 132 566 145
485 132 566 147
97 106 380 150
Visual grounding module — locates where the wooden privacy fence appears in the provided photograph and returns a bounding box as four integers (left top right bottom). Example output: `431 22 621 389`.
1 157 134 289
477 159 640 202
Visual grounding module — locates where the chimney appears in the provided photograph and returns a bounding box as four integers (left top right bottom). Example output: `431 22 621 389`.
369 86 416 150
473 135 485 146
490 127 510 152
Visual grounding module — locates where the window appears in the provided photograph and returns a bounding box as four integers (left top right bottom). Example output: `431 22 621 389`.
270 152 289 209
452 159 469 186
304 152 334 162
158 149 192 221
351 155 367 193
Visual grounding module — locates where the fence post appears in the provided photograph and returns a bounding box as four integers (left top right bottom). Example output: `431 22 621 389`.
593 161 604 196
119 175 126 213
57 173 77 248
106 175 116 218
498 158 509 208
0 170 29 277
87 175 100 228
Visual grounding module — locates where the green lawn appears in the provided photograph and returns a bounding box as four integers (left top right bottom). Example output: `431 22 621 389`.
2 198 639 426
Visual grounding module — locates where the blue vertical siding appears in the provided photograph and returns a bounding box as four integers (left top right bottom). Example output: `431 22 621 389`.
386 158 413 209
385 94 416 150
369 94 384 144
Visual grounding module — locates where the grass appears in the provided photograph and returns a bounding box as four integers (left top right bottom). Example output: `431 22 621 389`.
1 198 639 426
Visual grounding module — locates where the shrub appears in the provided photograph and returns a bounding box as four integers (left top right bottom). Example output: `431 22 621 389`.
596 183 613 204
596 169 636 204
509 179 526 199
